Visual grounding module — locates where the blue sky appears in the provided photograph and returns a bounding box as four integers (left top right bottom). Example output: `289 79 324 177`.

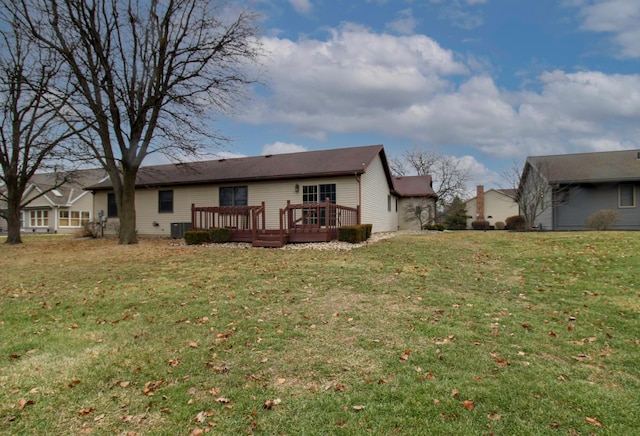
207 0 640 192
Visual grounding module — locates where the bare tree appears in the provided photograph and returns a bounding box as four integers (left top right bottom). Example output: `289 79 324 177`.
0 10 79 244
392 145 470 207
11 0 263 244
503 159 569 229
403 198 435 230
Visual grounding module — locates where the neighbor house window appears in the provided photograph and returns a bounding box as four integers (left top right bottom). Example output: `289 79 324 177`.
29 210 49 227
220 186 248 206
158 190 174 213
107 193 118 217
59 210 90 227
619 184 635 208
387 195 391 212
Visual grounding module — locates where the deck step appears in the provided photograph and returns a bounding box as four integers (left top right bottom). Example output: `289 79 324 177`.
252 239 285 248
252 232 288 248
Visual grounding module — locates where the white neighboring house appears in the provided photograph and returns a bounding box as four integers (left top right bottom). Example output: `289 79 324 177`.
465 185 518 229
7 169 108 234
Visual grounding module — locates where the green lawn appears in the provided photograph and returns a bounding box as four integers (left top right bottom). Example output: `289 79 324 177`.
1 232 639 435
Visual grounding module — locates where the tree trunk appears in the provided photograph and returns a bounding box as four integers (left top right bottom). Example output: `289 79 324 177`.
4 195 23 245
118 168 138 245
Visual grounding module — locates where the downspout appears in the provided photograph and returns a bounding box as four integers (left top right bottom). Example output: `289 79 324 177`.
355 172 361 224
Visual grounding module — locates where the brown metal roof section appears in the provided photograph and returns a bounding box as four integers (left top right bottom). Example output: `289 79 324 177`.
392 175 437 198
527 149 640 183
88 144 389 190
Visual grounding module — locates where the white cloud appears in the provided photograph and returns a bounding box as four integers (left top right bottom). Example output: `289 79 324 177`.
386 8 419 35
288 0 312 15
262 142 308 155
578 0 640 58
433 0 486 30
241 24 640 164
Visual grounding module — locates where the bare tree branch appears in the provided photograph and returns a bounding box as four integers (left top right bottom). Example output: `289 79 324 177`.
0 7 80 243
12 0 264 244
392 145 470 210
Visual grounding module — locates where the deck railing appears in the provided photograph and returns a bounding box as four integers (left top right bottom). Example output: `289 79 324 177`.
192 200 359 245
191 202 265 231
280 199 359 235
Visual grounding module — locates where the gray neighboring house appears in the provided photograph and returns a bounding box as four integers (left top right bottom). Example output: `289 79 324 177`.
520 149 640 230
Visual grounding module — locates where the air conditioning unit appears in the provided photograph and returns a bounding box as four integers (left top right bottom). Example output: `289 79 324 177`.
170 222 192 239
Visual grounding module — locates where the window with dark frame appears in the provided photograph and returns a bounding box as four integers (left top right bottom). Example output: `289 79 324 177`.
619 184 635 208
107 193 118 217
302 184 336 226
158 190 174 213
219 186 248 206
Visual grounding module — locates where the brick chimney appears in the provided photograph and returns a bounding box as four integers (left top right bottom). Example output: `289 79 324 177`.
476 185 485 221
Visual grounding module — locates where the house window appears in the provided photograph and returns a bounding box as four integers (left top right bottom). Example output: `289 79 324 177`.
29 210 49 227
302 184 336 204
220 186 248 206
158 190 174 213
303 185 318 203
59 210 90 227
302 184 336 226
107 193 118 217
387 195 391 212
619 184 635 208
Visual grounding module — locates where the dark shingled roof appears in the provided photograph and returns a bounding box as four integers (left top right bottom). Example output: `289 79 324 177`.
527 149 640 183
27 169 108 206
392 176 437 198
496 188 517 199
88 144 391 190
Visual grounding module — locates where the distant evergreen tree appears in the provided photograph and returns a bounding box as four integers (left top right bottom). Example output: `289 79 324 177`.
442 196 469 230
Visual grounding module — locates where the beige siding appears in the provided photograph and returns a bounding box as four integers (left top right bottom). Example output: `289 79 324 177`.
360 155 397 232
465 190 519 228
55 192 94 235
20 189 96 234
96 176 361 237
398 197 436 230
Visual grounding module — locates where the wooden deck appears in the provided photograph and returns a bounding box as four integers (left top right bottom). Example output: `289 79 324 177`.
191 200 360 247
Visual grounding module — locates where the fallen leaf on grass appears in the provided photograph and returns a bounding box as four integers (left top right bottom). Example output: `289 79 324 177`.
194 411 214 423
399 349 411 361
451 389 460 398
93 414 105 422
487 413 501 421
188 341 198 348
462 400 475 410
142 380 163 396
263 399 281 409
571 354 591 362
585 416 603 427
78 408 95 416
352 405 365 411
18 398 34 410
215 397 230 404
